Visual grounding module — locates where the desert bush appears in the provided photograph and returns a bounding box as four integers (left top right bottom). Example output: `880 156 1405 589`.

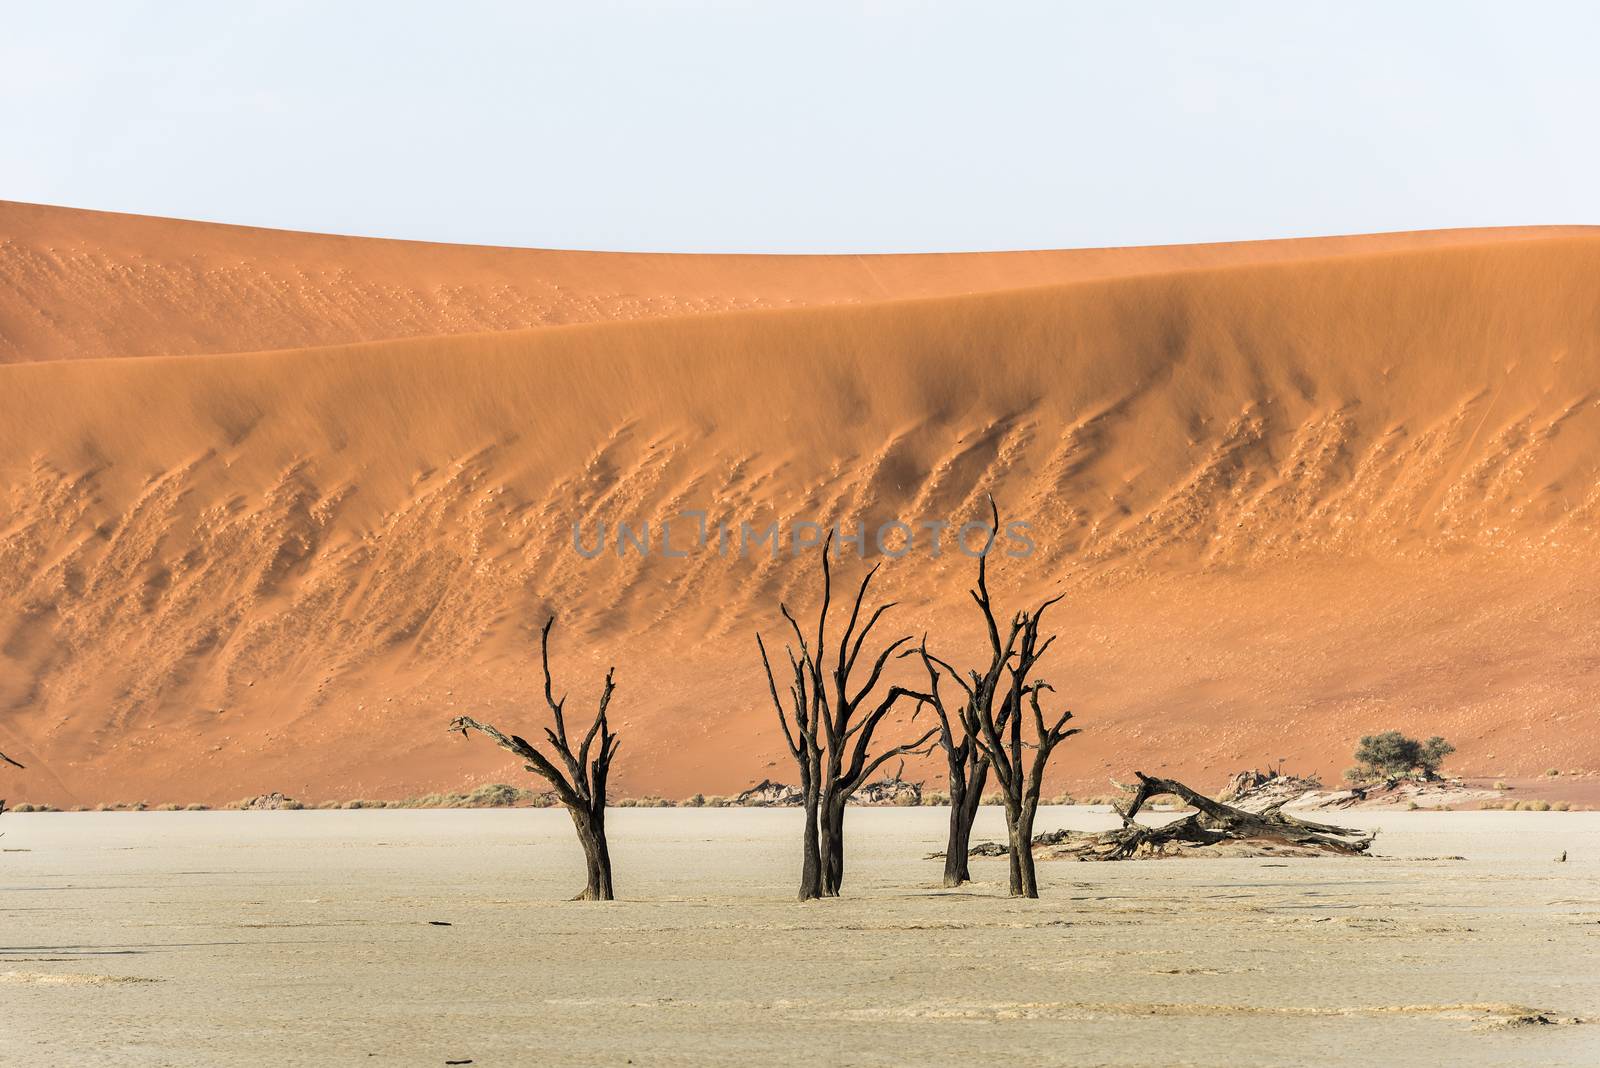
463 782 525 807
185 803 210 811
156 803 181 811
391 784 547 808
1552 801 1571 812
682 793 706 807
1527 800 1552 812
1545 768 1561 777
1347 731 1455 782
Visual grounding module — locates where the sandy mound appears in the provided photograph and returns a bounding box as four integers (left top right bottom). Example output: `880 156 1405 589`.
3 199 1589 364
1 206 1599 806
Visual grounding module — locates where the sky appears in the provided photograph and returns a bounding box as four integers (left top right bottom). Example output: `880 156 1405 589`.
4 1 1597 253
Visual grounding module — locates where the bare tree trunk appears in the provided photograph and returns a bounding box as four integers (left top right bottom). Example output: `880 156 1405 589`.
820 791 847 896
571 806 614 901
1015 796 1041 898
941 758 990 886
1002 797 1024 895
798 766 823 901
943 770 971 887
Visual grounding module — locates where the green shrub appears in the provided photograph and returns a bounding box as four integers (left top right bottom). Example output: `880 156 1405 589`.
1348 731 1455 781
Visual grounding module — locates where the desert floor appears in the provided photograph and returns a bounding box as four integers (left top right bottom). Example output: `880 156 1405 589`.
2 807 1596 1067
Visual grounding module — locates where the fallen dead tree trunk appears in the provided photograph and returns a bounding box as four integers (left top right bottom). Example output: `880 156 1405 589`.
973 772 1374 861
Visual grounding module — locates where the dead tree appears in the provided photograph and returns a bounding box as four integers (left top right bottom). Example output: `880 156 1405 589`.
857 759 923 805
931 499 1079 898
1045 772 1374 859
758 536 935 900
449 617 620 900
0 749 20 818
906 637 1007 887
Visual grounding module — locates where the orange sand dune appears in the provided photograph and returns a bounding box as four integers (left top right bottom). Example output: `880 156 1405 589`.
3 197 1591 363
2 207 1599 807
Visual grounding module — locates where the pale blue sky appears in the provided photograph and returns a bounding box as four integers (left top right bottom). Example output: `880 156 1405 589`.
4 2 1596 252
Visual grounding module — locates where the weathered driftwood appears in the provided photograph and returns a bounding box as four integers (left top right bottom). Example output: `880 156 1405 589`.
734 779 803 807
757 534 936 900
855 761 923 806
449 616 621 900
1219 769 1325 813
1037 772 1374 860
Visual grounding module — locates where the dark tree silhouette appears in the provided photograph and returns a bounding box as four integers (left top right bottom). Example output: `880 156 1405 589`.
906 637 1006 887
923 500 1079 898
449 616 621 900
758 536 935 900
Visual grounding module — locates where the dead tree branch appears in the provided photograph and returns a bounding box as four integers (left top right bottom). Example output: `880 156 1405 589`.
758 533 934 900
1043 772 1374 860
934 497 1079 898
449 616 620 900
